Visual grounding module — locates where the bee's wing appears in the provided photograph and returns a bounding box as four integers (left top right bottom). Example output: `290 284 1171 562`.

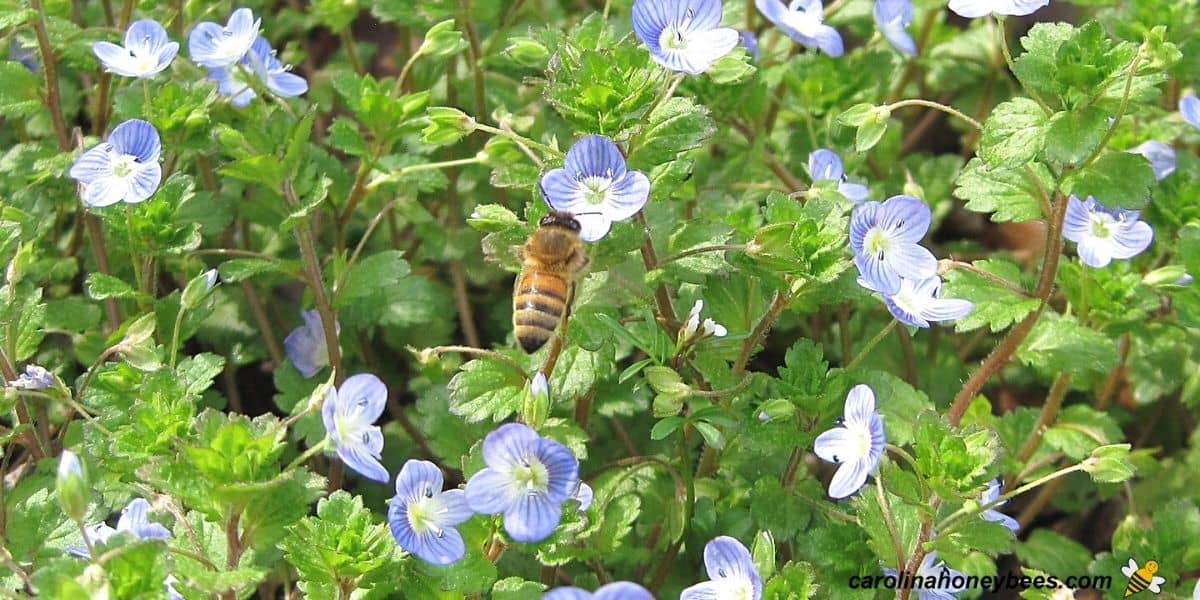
1148 576 1165 592
1122 559 1138 577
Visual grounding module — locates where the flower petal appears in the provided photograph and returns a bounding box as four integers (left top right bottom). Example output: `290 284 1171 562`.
575 214 614 242
336 432 389 482
564 135 628 180
812 427 854 464
125 19 170 56
503 493 562 542
680 580 742 600
83 176 130 207
879 195 931 242
704 536 761 596
1061 195 1091 243
1182 95 1200 129
593 582 655 600
69 145 115 184
920 296 974 323
336 373 387 423
678 27 741 74
482 422 541 470
839 182 870 203
92 41 140 77
843 384 877 428
828 458 870 498
855 252 900 296
544 588 592 600
848 201 883 253
1077 237 1114 268
982 509 1020 532
465 467 521 514
268 71 308 98
947 0 994 17
679 0 725 31
1128 141 1175 181
810 24 844 57
887 242 938 281
394 459 444 502
108 119 161 162
125 161 162 203
438 489 474 526
540 168 584 211
416 525 467 565
632 0 671 54
535 437 581 502
1109 220 1153 260
808 149 844 181
604 170 650 222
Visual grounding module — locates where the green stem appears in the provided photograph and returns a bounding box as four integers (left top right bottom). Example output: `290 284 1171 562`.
876 475 907 572
845 319 899 371
168 300 187 369
285 438 330 472
885 99 984 131
936 463 1085 536
364 157 486 191
284 181 344 385
473 123 561 158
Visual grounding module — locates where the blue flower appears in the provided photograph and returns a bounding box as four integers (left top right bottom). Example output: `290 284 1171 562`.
740 31 761 60
571 481 594 511
92 19 178 78
207 36 308 108
1062 195 1154 269
813 385 885 498
631 0 740 75
680 536 763 600
755 0 843 58
947 0 1049 18
284 309 338 378
187 7 260 68
849 195 938 295
544 582 655 600
980 479 1019 532
540 135 650 242
10 38 39 72
464 423 580 543
809 148 868 203
8 364 55 390
874 0 915 56
387 459 473 565
322 374 389 483
1128 141 1176 181
860 275 973 329
68 119 162 207
882 551 967 600
66 498 172 558
1183 95 1200 129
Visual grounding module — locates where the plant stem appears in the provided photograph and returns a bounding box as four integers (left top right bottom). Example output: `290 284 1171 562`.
425 345 529 378
339 28 363 74
284 181 344 385
474 123 561 158
937 463 1085 536
285 438 330 472
634 212 680 333
845 319 899 371
1012 371 1072 466
29 0 72 150
876 475 906 573
734 289 791 373
659 244 747 266
885 99 984 131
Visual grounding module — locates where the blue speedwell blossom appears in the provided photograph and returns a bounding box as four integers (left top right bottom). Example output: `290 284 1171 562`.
755 0 843 58
8 364 54 390
1128 141 1176 181
388 459 473 565
541 135 650 242
874 0 915 56
882 551 968 600
1062 195 1154 269
187 7 260 68
739 31 760 60
284 309 338 378
544 582 655 600
66 499 172 558
980 479 1019 532
860 275 973 329
68 119 162 207
464 423 580 543
680 536 763 600
809 148 868 203
631 0 740 75
849 195 938 295
947 0 1048 18
92 19 178 78
208 36 308 107
813 385 886 498
322 373 389 482
1183 95 1200 129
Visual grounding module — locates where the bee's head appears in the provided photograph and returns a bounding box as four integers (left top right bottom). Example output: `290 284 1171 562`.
539 211 582 232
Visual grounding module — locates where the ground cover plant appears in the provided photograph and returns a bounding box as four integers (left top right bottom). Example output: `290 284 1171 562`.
1 0 1199 598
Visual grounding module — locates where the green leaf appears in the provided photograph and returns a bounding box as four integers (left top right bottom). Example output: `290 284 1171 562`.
1043 405 1123 460
1043 107 1107 165
217 258 292 282
219 155 286 189
1016 313 1118 375
327 118 370 157
1082 443 1135 482
707 49 756 85
942 259 1039 333
280 491 400 598
980 98 1048 168
491 577 545 600
336 250 411 305
85 272 136 300
955 158 1049 222
447 358 527 423
0 61 42 118
629 96 715 169
1063 151 1156 210
1015 529 1094 578
763 561 817 600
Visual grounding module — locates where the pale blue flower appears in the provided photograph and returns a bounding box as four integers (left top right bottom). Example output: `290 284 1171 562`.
68 119 162 207
207 36 308 107
740 31 760 60
1128 141 1176 181
284 309 337 378
544 582 654 600
755 0 843 58
882 551 967 600
187 7 259 68
631 0 740 75
1062 195 1154 269
980 479 1019 532
8 364 54 390
464 423 580 543
572 482 594 511
540 135 650 242
948 0 1048 18
1180 273 1195 286
66 499 172 558
322 374 389 483
809 148 868 203
10 38 39 72
813 385 885 498
849 195 938 295
680 536 763 600
92 19 178 78
388 459 473 565
874 0 915 56
1183 95 1200 129
859 275 973 329
57 450 83 481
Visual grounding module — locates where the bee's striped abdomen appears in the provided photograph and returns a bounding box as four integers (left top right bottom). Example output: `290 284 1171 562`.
1124 573 1149 597
514 271 569 353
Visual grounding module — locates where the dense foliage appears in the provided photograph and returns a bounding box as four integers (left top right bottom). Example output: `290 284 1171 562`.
1 0 1198 598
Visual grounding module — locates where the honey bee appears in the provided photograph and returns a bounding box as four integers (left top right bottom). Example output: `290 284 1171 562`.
513 211 588 353
1121 558 1165 597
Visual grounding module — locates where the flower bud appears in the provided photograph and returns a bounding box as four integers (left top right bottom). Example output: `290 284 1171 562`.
422 107 476 146
1143 265 1189 288
504 37 550 67
755 398 795 422
418 20 468 58
56 450 90 523
520 372 550 429
180 268 218 310
644 366 690 397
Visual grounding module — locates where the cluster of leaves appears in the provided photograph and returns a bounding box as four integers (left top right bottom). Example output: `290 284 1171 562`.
1 0 1198 598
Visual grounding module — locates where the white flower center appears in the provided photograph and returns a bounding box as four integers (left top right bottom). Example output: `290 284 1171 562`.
1089 212 1115 239
865 227 891 260
782 2 824 35
889 283 922 315
333 403 370 445
661 26 689 50
851 425 873 459
580 175 613 205
111 154 139 178
406 488 447 538
512 457 550 494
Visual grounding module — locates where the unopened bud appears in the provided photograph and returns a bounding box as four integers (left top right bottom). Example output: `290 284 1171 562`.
56 450 90 523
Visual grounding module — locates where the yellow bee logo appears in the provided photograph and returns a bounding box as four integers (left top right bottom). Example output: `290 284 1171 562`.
1121 558 1165 597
